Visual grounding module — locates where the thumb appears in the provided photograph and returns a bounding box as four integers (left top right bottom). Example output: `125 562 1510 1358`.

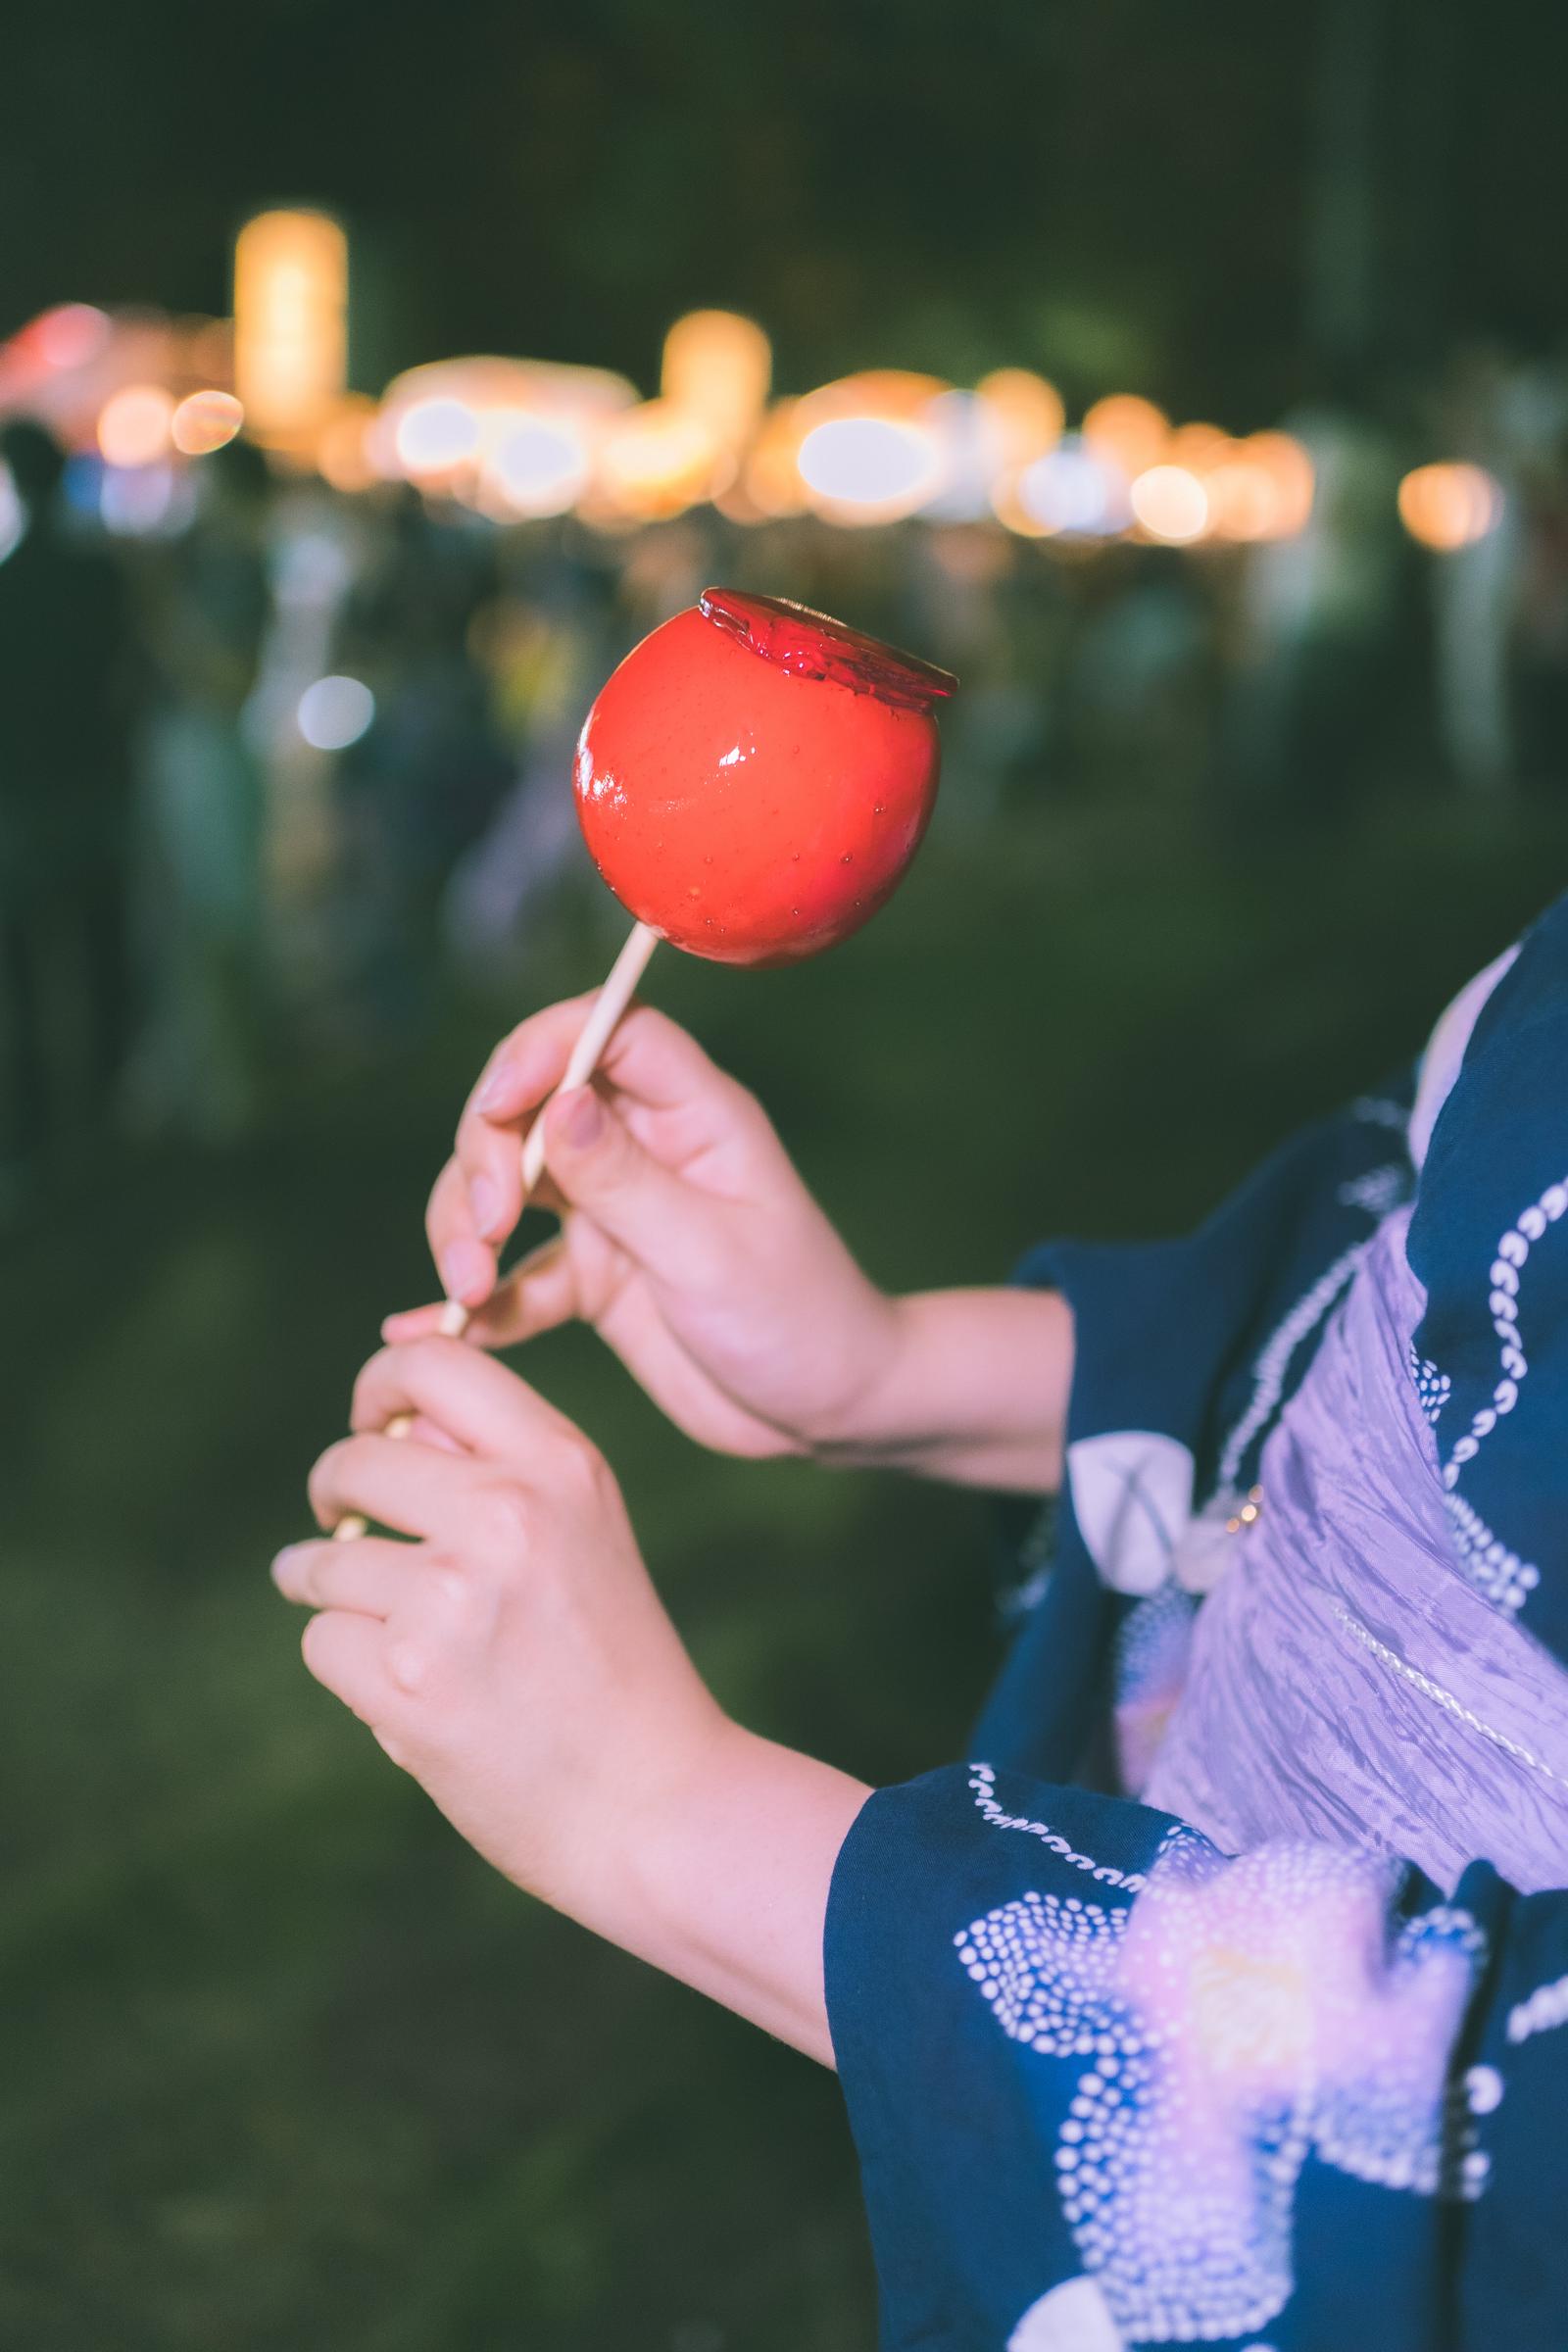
541 1085 708 1267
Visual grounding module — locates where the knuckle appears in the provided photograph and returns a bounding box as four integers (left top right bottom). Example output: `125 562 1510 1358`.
432 1558 470 1611
470 1479 533 1559
727 1077 767 1134
429 1557 489 1633
551 1427 609 1500
406 1331 461 1379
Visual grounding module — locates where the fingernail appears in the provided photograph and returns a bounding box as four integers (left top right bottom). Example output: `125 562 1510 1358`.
559 1088 604 1149
475 1064 514 1114
270 1544 306 1587
468 1174 505 1238
439 1240 491 1304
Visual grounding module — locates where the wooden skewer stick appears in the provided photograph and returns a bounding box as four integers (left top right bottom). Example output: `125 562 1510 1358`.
332 918 661 1542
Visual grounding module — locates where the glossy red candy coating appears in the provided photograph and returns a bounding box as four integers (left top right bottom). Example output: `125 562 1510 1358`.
572 588 956 966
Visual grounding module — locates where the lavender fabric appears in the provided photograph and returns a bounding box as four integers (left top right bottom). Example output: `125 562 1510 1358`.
1145 1200 1568 1895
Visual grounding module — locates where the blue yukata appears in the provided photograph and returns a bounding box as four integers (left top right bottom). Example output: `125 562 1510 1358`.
824 891 1568 2352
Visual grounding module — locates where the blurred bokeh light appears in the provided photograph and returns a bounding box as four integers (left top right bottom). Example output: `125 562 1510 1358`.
1399 461 1504 550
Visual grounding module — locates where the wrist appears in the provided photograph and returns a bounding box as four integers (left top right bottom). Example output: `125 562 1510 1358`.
556 1677 734 1941
808 1286 1072 1492
794 1285 913 1458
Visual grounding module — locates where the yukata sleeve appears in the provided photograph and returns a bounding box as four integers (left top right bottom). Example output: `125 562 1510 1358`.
824 926 1568 2352
825 1767 1568 2352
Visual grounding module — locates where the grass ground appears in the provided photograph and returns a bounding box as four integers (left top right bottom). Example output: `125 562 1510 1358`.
4 778 1565 2349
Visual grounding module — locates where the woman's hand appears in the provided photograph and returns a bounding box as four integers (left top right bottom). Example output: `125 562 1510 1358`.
274 1337 725 1923
384 998 906 1462
273 1336 869 2062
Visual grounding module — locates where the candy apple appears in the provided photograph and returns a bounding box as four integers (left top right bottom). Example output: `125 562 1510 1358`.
572 586 956 966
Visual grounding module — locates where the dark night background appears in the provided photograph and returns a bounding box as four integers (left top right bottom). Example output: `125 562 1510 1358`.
3 4 1568 2347
6 1 1566 410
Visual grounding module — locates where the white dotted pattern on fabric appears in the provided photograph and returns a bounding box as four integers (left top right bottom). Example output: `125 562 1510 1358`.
1351 1096 1413 1134
969 1765 1149 1891
1440 1175 1568 1491
1215 1244 1368 1494
1407 1343 1452 1427
1506 1971 1568 2045
958 1830 1487 2344
1338 1163 1410 1219
1413 1170 1568 1618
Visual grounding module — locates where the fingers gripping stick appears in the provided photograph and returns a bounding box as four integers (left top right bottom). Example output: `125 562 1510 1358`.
331 920 660 1542
322 589 954 1542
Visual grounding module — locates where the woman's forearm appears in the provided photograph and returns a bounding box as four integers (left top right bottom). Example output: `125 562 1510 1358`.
818 1285 1073 1494
601 1721 869 2068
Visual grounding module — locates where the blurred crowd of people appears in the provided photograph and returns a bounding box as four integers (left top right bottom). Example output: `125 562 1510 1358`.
3 341 1568 1212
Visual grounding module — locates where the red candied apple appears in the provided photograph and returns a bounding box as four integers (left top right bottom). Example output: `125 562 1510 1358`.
572 587 956 967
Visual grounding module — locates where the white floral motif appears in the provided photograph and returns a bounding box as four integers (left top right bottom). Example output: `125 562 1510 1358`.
1007 2275 1125 2350
957 1830 1485 2344
1065 1432 1195 1597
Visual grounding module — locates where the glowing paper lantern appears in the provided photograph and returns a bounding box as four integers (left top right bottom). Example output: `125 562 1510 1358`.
316 396 380 493
374 357 637 509
97 384 176 468
394 396 480 478
788 371 950 525
796 415 943 524
661 311 771 453
1166 421 1231 475
172 389 245 457
26 304 112 373
595 400 727 520
233 210 348 446
743 401 810 517
1130 464 1209 544
483 415 590 517
1002 437 1129 538
975 369 1065 469
1246 433 1314 534
1398 463 1503 551
1205 432 1315 542
1082 394 1169 477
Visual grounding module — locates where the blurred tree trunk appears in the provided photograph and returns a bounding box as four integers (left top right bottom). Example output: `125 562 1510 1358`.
1307 0 1464 373
1306 0 1386 369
